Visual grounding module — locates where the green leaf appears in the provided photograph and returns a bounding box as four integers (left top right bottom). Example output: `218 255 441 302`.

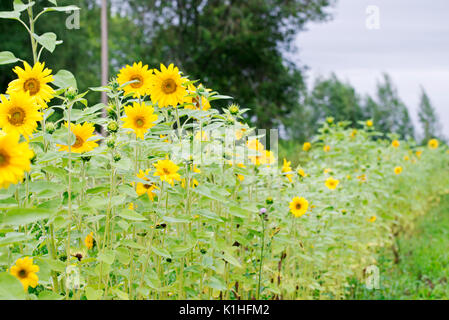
43 5 80 12
33 32 58 53
0 232 32 247
118 209 147 221
0 51 20 65
0 273 26 300
98 250 115 265
0 11 20 19
0 208 53 226
38 291 64 300
53 69 77 89
151 247 172 259
85 287 103 300
222 251 242 268
13 0 35 12
48 0 58 5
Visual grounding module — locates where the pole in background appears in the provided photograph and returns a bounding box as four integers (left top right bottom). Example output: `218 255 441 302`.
101 0 108 106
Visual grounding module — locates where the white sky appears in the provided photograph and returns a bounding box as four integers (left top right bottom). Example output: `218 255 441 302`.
294 0 449 138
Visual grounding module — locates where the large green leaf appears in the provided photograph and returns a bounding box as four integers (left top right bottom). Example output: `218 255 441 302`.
13 0 35 12
118 209 146 221
0 273 26 300
0 51 20 65
53 69 77 89
33 32 58 53
0 208 53 226
0 11 20 19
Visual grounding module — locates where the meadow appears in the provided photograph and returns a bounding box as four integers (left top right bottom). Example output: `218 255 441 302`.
0 1 449 300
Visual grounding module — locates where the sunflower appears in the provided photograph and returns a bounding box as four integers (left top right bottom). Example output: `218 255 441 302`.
325 177 340 190
323 145 331 152
58 122 100 153
368 215 377 223
153 158 181 186
303 142 311 152
150 64 187 108
0 131 34 189
392 140 400 148
194 130 209 142
247 138 265 152
9 257 39 291
428 139 439 149
181 178 199 189
366 120 373 127
394 166 403 175
7 61 54 109
184 83 211 111
289 197 309 218
122 102 158 139
282 158 293 183
416 150 423 158
297 168 307 178
135 169 159 201
117 62 153 98
0 92 42 140
85 232 94 249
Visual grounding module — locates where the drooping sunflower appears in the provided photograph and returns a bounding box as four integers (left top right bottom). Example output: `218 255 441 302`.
122 102 158 139
84 232 94 249
135 169 159 201
325 177 340 190
394 166 403 175
150 64 187 108
0 131 34 189
392 140 400 148
58 122 100 153
153 158 181 186
9 257 39 291
184 83 211 111
117 62 153 98
303 142 312 152
282 158 293 183
7 61 54 109
289 197 309 218
297 168 307 178
0 92 42 140
428 139 439 149
323 145 331 152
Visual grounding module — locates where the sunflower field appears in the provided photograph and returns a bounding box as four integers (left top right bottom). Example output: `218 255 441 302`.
0 1 449 301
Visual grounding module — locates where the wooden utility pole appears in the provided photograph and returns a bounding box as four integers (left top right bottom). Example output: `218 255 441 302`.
101 0 108 105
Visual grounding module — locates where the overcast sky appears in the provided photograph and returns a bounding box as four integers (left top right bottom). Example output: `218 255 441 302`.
294 0 449 138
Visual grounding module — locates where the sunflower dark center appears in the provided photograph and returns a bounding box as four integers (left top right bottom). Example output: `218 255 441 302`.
73 135 84 148
23 78 40 95
8 107 26 126
0 151 10 168
135 117 145 128
162 168 170 175
162 79 177 94
18 269 28 279
296 203 302 210
130 75 144 88
143 183 153 190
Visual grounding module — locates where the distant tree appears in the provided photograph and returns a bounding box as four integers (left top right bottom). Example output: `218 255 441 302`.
365 73 414 139
307 74 363 124
418 87 441 143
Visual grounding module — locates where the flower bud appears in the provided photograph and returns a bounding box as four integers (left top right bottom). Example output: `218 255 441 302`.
107 120 119 133
45 122 56 134
229 103 240 115
65 87 78 100
106 138 116 149
113 153 121 162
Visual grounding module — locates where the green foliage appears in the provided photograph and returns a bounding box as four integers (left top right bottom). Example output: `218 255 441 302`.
418 87 442 144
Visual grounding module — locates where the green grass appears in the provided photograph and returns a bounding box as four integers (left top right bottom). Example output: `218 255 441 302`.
350 194 449 299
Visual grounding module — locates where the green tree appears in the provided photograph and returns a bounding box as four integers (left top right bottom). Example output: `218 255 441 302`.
418 87 441 143
365 73 414 139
